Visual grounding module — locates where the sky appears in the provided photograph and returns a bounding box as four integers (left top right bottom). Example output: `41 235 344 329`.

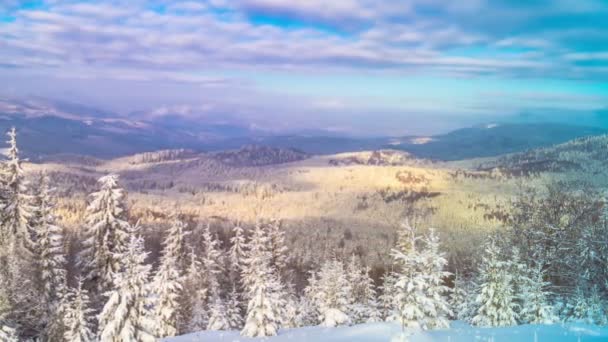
0 0 607 136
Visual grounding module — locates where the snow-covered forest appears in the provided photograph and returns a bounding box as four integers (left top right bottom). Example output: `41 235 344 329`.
2 126 608 342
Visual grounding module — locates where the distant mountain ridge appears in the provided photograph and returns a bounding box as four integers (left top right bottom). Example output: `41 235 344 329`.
2 98 606 161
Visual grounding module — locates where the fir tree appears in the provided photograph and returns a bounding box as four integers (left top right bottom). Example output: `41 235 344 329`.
98 233 155 342
226 287 244 330
379 271 398 321
450 273 473 321
472 239 518 327
345 256 380 324
228 223 246 288
266 220 289 278
309 259 351 327
241 224 284 337
201 224 224 301
519 265 555 325
33 174 68 338
79 174 131 296
63 280 96 342
0 127 35 255
421 229 452 329
391 222 429 330
207 295 230 331
151 218 186 338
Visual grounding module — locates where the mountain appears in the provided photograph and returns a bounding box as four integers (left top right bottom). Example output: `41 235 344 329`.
390 123 608 161
3 98 607 161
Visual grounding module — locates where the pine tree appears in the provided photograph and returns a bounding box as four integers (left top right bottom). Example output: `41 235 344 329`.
266 220 289 278
309 259 351 327
471 239 518 327
519 265 555 325
391 222 429 330
151 218 186 338
228 223 246 288
226 287 244 330
421 229 452 329
241 224 284 337
201 224 224 301
0 127 35 255
63 280 96 342
181 248 207 333
187 288 209 333
79 174 131 296
450 273 473 321
379 271 398 321
345 255 380 324
0 128 42 339
98 233 155 342
33 174 68 339
207 295 230 331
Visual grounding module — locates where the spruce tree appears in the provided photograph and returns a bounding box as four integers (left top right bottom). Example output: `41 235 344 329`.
379 271 398 321
226 287 244 330
207 295 230 331
79 174 131 296
0 127 35 255
471 239 518 327
519 265 555 324
421 229 452 329
63 280 96 342
33 174 68 339
241 224 284 337
309 259 351 327
151 218 186 338
391 222 429 330
98 233 155 342
228 223 246 288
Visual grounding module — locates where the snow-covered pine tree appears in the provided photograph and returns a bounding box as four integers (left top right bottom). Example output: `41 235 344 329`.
79 174 131 296
518 265 555 325
228 223 246 287
471 239 518 327
187 289 208 333
33 174 68 339
241 224 285 337
226 287 244 330
182 249 208 333
98 233 155 342
450 273 473 321
0 128 43 339
294 294 318 328
201 224 224 301
421 228 452 329
63 280 96 342
309 259 352 327
207 295 230 331
379 271 398 321
345 255 380 324
390 221 430 330
392 248 427 329
151 218 187 338
265 220 289 278
0 127 35 255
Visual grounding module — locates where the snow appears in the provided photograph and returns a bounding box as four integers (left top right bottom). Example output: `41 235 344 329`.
164 321 608 342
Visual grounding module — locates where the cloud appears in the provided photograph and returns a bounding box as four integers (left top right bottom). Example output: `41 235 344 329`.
0 0 607 135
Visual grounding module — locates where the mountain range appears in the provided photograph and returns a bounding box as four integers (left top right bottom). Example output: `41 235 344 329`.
2 97 606 161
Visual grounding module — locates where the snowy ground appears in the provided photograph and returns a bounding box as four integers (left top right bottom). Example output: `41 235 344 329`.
164 322 608 342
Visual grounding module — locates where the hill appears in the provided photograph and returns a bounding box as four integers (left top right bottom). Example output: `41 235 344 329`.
392 123 607 161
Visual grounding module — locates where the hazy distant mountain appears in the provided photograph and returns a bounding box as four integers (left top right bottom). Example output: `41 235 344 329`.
2 98 607 161
390 123 608 161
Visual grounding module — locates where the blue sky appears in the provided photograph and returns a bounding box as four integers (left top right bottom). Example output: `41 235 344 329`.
0 0 607 135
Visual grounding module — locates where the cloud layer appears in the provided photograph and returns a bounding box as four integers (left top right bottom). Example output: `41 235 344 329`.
1 0 607 135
